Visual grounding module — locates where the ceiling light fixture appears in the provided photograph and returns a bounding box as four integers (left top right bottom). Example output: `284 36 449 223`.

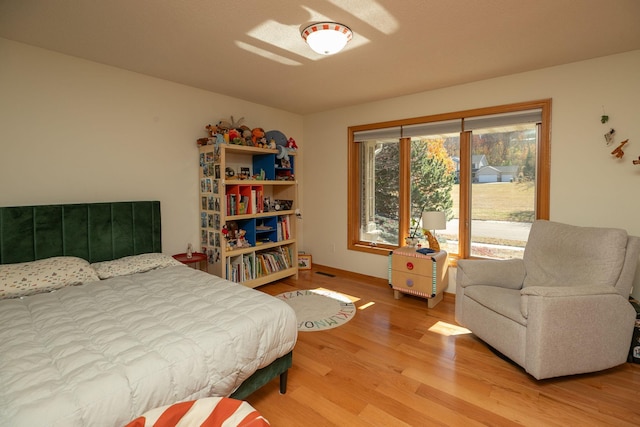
301 22 353 55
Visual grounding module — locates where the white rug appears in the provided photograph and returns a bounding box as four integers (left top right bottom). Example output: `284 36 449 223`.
275 289 356 331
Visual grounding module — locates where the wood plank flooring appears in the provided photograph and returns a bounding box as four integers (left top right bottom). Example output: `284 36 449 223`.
247 265 640 426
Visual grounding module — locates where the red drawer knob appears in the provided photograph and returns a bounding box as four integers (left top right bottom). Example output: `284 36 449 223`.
406 262 414 270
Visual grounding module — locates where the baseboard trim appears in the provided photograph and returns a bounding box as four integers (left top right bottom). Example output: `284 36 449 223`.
309 263 456 302
310 263 389 287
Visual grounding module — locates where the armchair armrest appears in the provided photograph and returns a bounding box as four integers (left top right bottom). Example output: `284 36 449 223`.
521 284 619 298
520 284 627 320
457 258 525 290
522 283 635 379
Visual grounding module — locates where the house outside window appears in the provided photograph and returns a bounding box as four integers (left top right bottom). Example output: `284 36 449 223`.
347 99 551 261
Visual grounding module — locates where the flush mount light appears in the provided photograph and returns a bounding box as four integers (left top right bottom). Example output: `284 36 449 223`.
301 22 353 55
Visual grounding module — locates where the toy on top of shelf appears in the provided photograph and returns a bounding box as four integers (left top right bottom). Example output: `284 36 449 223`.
265 130 287 147
252 128 265 145
217 116 245 131
228 128 241 143
242 128 253 145
217 120 231 131
229 116 245 128
204 118 293 149
206 123 220 137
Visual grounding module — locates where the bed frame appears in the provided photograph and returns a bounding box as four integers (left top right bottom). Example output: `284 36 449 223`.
0 200 291 399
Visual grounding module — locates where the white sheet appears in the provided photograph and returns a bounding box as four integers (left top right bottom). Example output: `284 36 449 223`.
0 266 297 427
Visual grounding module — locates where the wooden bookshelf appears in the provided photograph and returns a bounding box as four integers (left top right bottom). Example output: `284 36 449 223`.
199 143 298 287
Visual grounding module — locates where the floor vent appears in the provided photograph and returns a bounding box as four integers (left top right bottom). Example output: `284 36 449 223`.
315 271 336 278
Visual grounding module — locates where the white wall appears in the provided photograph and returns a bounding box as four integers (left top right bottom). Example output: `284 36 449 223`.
0 38 303 256
2 38 639 298
302 50 640 299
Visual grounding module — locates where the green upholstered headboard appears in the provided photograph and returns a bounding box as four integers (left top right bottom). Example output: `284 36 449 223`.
0 201 161 264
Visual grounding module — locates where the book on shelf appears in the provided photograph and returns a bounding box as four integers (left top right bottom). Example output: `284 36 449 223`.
230 255 248 283
255 246 293 275
251 190 257 214
240 195 249 214
277 216 290 241
243 254 254 281
257 189 263 213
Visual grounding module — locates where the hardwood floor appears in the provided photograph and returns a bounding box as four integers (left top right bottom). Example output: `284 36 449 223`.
247 265 640 426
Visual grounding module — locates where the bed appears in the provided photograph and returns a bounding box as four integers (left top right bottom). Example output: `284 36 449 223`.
0 201 298 427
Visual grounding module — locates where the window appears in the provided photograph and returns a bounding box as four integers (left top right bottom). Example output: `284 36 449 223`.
347 100 551 260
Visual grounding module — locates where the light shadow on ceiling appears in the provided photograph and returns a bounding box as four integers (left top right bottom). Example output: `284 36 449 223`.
236 0 397 65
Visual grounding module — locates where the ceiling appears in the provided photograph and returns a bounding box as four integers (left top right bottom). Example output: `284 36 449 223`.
1 0 640 115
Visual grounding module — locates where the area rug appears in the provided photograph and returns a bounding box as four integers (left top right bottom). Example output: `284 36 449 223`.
275 289 356 331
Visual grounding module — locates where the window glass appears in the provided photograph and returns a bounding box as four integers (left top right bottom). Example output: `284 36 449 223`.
409 134 459 253
358 139 400 246
468 123 537 258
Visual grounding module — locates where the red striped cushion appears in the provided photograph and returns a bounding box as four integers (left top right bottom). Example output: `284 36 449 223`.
125 397 269 427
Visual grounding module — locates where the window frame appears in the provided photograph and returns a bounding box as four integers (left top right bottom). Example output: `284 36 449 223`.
347 99 551 260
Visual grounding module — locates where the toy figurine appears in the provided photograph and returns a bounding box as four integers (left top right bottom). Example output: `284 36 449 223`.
214 133 225 147
206 124 219 137
604 128 616 145
236 229 248 248
252 128 265 145
611 139 628 159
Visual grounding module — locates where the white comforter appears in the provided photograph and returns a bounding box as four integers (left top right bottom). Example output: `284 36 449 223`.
0 266 297 427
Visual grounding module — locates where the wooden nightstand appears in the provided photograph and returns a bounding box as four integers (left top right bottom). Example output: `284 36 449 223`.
390 246 448 308
173 252 208 272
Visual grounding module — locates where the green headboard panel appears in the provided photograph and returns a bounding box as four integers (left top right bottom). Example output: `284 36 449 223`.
0 201 161 264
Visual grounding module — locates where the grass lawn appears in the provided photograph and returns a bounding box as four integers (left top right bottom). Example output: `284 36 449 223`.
451 182 535 222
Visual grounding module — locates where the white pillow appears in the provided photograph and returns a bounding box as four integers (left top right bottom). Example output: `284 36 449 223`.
91 253 183 279
0 256 99 299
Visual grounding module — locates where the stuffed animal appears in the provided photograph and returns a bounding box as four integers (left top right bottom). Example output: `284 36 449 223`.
286 137 298 150
242 128 252 142
252 128 265 145
214 133 225 147
206 124 219 137
217 120 231 132
236 229 248 248
277 145 290 161
230 116 245 128
264 130 287 147
228 129 239 140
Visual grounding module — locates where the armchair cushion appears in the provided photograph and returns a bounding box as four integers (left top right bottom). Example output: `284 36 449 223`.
465 285 526 326
522 221 627 289
457 258 525 290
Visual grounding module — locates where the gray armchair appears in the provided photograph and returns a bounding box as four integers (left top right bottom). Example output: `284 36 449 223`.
455 220 640 380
